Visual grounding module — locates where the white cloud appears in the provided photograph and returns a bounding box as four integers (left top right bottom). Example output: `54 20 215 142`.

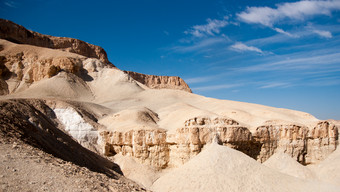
260 82 292 89
192 83 242 91
185 16 229 37
237 0 340 27
4 1 17 8
185 76 215 84
172 37 228 53
313 29 332 38
273 27 296 37
234 52 340 73
230 42 264 54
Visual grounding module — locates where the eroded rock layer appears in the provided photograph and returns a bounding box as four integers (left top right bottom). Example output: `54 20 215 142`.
125 71 192 93
0 19 111 65
100 117 338 169
253 121 338 165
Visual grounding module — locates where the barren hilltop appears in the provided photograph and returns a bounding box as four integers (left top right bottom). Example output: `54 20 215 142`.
0 19 339 191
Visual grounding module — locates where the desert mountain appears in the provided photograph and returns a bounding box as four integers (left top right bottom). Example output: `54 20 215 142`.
0 19 339 191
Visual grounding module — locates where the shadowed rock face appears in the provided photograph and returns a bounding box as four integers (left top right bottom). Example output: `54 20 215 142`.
0 99 121 176
125 71 192 93
0 19 112 65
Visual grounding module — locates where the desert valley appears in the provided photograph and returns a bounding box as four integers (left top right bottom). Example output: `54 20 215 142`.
0 18 339 191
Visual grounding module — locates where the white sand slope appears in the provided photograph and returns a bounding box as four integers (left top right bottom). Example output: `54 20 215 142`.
113 154 160 189
11 72 94 101
88 68 144 102
309 148 340 187
263 151 315 179
99 107 160 132
151 143 338 192
157 102 218 132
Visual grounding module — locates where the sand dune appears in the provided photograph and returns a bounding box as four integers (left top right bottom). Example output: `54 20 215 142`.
263 151 315 179
151 143 338 192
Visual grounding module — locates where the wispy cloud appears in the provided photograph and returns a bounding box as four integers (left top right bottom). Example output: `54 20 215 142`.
185 16 229 38
260 82 292 89
185 76 215 84
230 42 264 54
238 0 340 27
312 29 332 38
4 0 17 8
171 37 229 53
234 52 340 73
192 83 242 91
237 0 340 36
273 27 296 37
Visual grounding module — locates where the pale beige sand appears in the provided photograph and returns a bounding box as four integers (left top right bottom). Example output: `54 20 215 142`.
263 151 315 179
99 87 319 133
11 72 94 101
151 143 338 192
308 148 340 187
99 106 161 132
112 154 161 189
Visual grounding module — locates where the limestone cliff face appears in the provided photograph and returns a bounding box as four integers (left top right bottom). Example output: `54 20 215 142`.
253 121 338 165
99 118 338 169
100 117 253 169
125 71 192 93
0 19 111 65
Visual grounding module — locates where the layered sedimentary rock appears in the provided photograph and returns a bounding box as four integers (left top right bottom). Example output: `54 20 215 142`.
100 117 254 169
0 39 110 94
100 117 338 169
125 71 192 93
0 19 111 65
253 121 338 165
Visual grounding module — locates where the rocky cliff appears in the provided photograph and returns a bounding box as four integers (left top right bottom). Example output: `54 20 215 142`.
253 121 338 165
0 19 112 65
0 39 108 94
100 116 338 169
125 71 192 93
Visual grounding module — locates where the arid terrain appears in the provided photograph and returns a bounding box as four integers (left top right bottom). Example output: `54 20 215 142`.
0 19 339 191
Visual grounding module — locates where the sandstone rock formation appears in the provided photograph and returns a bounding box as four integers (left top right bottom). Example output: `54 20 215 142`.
253 121 338 165
125 71 192 93
100 116 338 169
0 19 111 65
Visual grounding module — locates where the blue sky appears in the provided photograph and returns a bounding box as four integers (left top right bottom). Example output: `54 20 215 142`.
1 0 340 120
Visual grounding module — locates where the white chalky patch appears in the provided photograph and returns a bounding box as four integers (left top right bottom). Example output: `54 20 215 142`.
53 107 98 144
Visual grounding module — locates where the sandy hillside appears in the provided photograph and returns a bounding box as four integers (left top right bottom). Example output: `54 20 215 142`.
151 143 338 192
263 151 315 179
308 148 340 187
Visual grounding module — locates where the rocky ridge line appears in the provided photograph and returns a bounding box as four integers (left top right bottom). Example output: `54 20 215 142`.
0 19 112 65
125 71 192 93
